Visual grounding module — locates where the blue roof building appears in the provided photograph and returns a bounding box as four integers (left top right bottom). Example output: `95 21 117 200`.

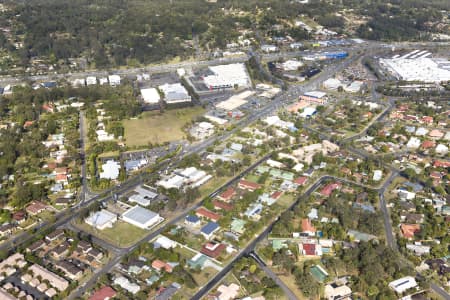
185 215 200 226
201 222 219 239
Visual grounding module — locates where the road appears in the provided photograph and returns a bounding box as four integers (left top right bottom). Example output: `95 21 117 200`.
0 40 447 87
191 176 331 300
249 251 298 300
67 152 273 299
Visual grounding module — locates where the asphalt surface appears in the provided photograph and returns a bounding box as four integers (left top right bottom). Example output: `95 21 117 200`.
249 251 298 300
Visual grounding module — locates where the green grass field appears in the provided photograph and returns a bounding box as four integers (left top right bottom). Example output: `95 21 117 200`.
76 220 148 247
123 107 205 147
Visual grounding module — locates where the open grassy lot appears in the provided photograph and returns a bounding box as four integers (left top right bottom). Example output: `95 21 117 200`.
123 106 205 146
75 220 148 247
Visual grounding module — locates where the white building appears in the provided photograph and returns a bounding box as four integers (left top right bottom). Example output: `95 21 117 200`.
72 78 85 87
158 83 191 104
343 81 364 93
379 57 450 83
281 60 303 71
388 276 417 294
99 160 121 180
203 63 250 89
261 44 278 52
157 167 212 190
141 88 161 104
324 283 352 300
96 129 115 142
86 76 97 86
122 205 163 229
406 137 421 149
85 209 118 230
128 186 158 206
435 144 449 155
323 78 342 90
373 170 382 181
108 75 121 86
113 276 140 294
99 77 109 85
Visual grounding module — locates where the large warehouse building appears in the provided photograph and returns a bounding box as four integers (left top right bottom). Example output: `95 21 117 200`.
203 63 251 90
122 205 163 229
379 56 450 82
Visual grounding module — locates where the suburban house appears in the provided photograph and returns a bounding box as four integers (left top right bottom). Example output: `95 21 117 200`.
238 179 262 192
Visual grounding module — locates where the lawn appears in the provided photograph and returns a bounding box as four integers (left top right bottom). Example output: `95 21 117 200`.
76 220 148 248
123 106 205 146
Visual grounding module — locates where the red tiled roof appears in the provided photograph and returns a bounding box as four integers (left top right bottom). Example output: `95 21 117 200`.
212 200 233 211
24 121 34 128
401 224 420 239
421 140 435 149
152 260 172 273
320 182 341 197
89 286 116 300
56 174 68 182
433 160 450 168
302 243 316 256
294 176 308 185
217 187 236 201
238 179 261 191
421 116 433 123
196 207 221 221
12 211 26 221
430 171 442 179
301 218 316 233
270 191 283 200
201 242 226 259
26 201 48 215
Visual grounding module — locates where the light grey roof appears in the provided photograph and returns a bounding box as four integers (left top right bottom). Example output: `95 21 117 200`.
122 206 158 225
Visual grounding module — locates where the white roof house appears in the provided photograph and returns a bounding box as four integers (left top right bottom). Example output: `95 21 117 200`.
324 283 352 300
154 236 177 250
435 144 449 154
373 170 383 181
388 276 417 294
108 75 121 86
415 127 429 136
141 88 161 104
85 209 118 230
99 160 121 180
122 205 163 229
158 83 191 104
113 276 140 294
406 137 421 149
204 63 250 89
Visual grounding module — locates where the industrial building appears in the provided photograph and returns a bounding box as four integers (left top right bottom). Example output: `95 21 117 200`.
379 56 450 82
140 88 161 104
158 83 191 104
203 63 251 90
121 205 163 229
